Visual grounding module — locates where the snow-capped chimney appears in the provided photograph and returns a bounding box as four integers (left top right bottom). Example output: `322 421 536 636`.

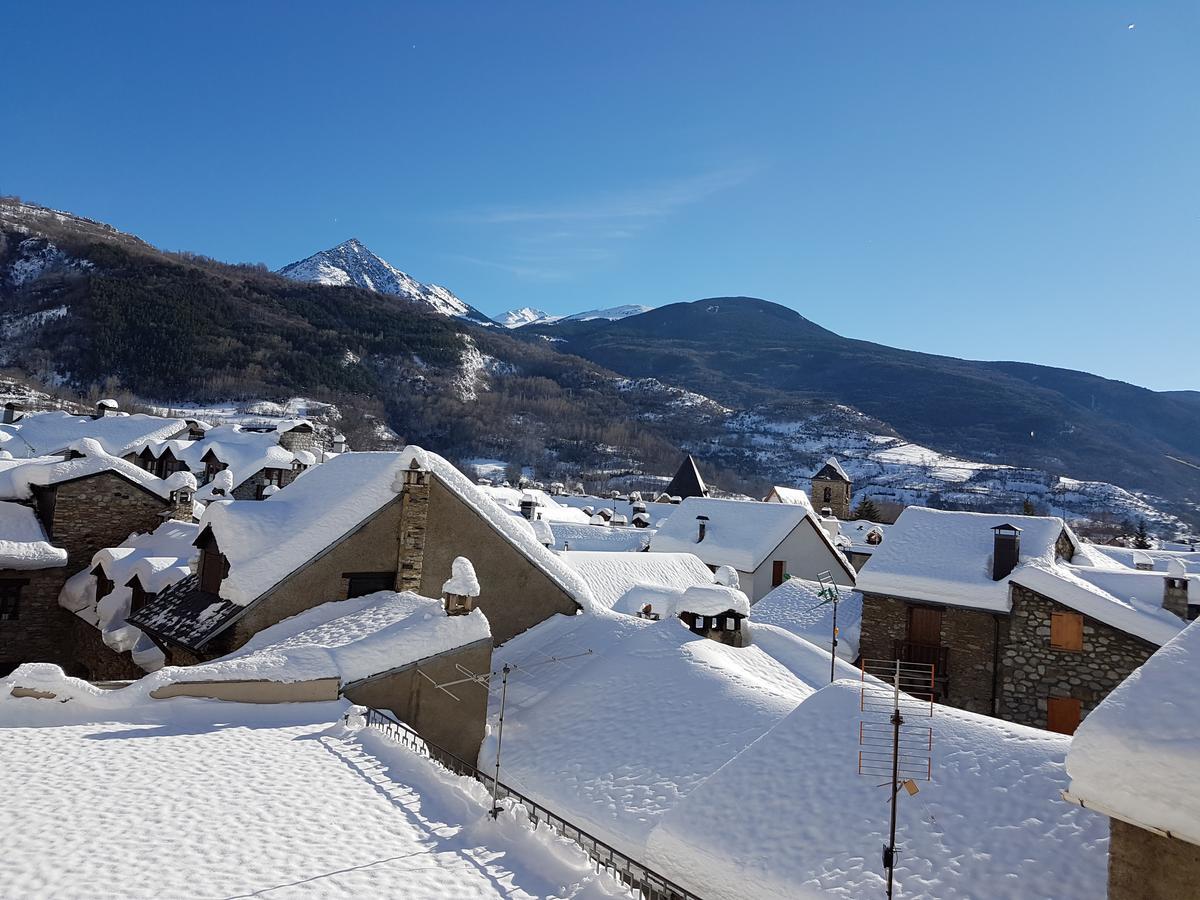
1164 560 1190 620
2 401 23 424
331 433 347 454
696 514 709 543
442 557 480 616
94 398 118 418
520 494 536 520
991 523 1022 581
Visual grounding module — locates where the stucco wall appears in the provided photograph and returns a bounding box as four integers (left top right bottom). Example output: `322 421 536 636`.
420 477 579 645
859 592 1002 716
344 640 493 766
225 498 405 651
999 584 1157 729
1109 818 1200 900
150 677 340 703
744 517 854 603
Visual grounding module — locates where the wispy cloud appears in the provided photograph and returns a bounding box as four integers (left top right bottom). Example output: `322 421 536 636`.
454 163 760 225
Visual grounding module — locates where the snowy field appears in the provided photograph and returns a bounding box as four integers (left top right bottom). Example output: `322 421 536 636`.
0 693 627 900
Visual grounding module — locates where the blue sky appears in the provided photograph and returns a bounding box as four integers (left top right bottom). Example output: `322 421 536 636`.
7 3 1198 390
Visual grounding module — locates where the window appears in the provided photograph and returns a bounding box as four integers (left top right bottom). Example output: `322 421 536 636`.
0 580 24 621
1047 697 1081 735
823 487 832 503
345 572 395 599
772 561 786 587
1050 612 1083 651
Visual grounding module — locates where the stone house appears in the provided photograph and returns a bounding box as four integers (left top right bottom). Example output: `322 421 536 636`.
856 507 1192 732
1064 619 1200 900
0 446 194 678
649 495 856 602
131 448 588 666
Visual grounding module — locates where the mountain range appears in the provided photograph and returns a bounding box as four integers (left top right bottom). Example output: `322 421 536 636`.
1 197 1196 531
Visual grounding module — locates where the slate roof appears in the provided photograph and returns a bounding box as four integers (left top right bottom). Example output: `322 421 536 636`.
812 457 851 483
664 454 708 499
128 573 241 652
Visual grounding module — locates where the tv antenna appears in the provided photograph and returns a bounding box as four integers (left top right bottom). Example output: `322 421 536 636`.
858 658 935 899
807 570 842 682
418 648 594 818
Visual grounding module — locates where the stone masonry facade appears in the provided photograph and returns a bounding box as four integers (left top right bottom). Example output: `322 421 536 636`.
998 583 1158 729
858 592 1004 716
398 466 430 593
45 472 169 571
0 568 71 675
1107 818 1200 900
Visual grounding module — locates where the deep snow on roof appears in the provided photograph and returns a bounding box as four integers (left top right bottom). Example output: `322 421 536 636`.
0 439 188 501
134 423 298 488
203 447 595 610
0 694 627 899
487 609 821 858
645 680 1108 900
0 500 65 569
752 578 862 661
0 410 186 458
856 507 1071 612
766 484 814 508
172 591 491 686
814 456 851 482
650 496 815 572
549 522 650 552
1088 544 1200 572
1067 618 1200 844
559 551 714 610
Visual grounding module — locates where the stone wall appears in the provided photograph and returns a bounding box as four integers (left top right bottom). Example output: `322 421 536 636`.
810 477 851 519
1108 818 1200 900
999 584 1157 729
47 472 168 570
859 592 1003 716
0 568 71 673
68 616 145 681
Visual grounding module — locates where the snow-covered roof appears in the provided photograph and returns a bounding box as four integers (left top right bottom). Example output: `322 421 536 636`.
0 438 182 501
650 496 828 572
559 551 714 611
671 583 750 617
1067 618 1200 845
550 521 651 552
201 447 595 610
753 578 862 661
0 680 620 898
645 680 1107 900
856 507 1073 612
172 591 491 686
765 485 813 507
134 424 297 488
840 518 889 552
0 501 65 570
1088 544 1200 573
0 410 186 459
813 456 851 482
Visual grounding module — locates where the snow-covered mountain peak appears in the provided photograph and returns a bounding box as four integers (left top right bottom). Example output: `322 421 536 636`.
498 307 552 328
276 240 493 324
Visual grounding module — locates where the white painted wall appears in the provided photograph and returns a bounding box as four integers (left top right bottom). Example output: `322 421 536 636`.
745 518 855 603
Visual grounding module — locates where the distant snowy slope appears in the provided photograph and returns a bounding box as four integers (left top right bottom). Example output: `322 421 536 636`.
559 304 653 323
497 307 551 328
277 239 494 324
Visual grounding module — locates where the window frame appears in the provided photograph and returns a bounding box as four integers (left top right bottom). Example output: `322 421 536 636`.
771 560 786 587
0 579 27 622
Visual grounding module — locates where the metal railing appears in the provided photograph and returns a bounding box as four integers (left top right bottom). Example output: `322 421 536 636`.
356 706 702 900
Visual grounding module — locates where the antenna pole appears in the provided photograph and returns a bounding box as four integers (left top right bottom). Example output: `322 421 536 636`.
830 591 839 683
886 659 902 898
490 664 510 819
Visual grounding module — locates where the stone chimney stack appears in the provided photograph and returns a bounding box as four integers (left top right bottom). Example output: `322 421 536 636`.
991 523 1022 581
2 401 23 424
1164 560 1190 620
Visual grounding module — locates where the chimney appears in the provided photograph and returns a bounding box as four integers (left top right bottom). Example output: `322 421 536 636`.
991 523 1022 581
2 401 23 424
331 433 347 454
95 398 118 418
520 495 536 520
1164 560 1190 620
696 514 709 542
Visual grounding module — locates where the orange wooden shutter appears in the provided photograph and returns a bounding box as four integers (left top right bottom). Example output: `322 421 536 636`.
1050 612 1083 651
1047 697 1081 734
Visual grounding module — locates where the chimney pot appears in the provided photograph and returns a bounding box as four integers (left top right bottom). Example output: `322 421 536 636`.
991 523 1022 581
697 514 710 542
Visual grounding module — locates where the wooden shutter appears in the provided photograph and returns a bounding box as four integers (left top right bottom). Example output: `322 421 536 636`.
1050 612 1083 651
907 606 943 646
772 561 785 587
1047 697 1081 735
